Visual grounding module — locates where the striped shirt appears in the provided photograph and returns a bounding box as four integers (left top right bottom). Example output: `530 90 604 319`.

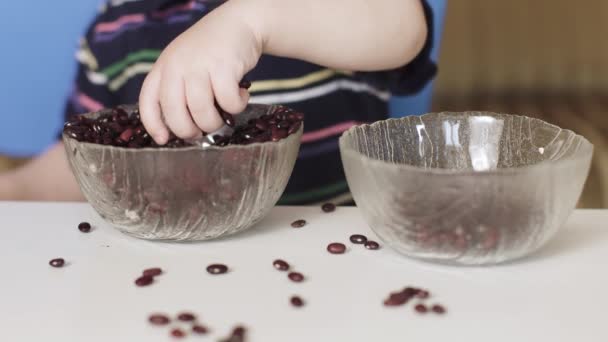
64 0 436 205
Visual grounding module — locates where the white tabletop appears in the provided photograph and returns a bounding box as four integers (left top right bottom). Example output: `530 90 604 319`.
1 202 607 342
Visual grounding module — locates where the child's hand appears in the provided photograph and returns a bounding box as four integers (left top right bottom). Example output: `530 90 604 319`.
139 1 262 144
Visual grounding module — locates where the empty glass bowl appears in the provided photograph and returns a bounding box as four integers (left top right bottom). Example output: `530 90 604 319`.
63 104 302 241
339 112 593 265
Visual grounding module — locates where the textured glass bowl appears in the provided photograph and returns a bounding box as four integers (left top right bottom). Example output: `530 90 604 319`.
340 112 593 265
63 104 302 241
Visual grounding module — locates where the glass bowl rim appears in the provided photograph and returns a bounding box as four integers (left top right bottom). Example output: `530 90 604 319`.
339 111 594 176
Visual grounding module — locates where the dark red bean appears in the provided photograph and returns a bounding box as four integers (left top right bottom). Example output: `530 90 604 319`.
206 264 229 275
288 272 305 283
321 203 336 213
170 328 186 338
431 304 446 314
78 222 91 233
271 127 288 142
383 292 409 306
291 219 307 228
349 234 367 244
383 287 428 307
219 326 247 342
177 312 196 322
288 121 302 135
273 259 290 271
108 122 123 134
239 79 251 89
134 126 145 136
49 258 65 268
219 110 236 127
148 314 170 326
290 296 305 307
192 324 209 334
135 275 154 287
255 120 268 131
277 120 291 129
119 128 134 142
232 326 246 338
115 107 129 118
402 287 420 297
327 242 347 254
142 268 162 277
415 304 428 313
364 240 380 250
431 304 445 315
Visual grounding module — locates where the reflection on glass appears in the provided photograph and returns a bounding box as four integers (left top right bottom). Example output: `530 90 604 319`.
468 116 504 171
443 120 461 147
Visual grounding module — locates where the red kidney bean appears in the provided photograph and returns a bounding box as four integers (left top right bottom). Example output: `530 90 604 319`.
219 110 236 128
148 314 170 326
288 272 305 282
384 292 409 306
271 127 288 142
239 79 251 89
364 241 380 250
142 267 163 277
177 312 196 322
288 121 302 135
431 304 446 314
170 328 185 338
327 243 347 254
273 259 290 271
321 203 336 213
290 296 305 307
206 264 229 275
290 219 307 228
135 275 154 287
415 304 428 313
192 324 209 334
119 128 134 142
49 258 65 268
349 234 367 244
219 326 247 342
78 222 91 233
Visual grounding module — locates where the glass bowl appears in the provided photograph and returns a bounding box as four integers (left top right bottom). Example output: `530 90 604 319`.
63 104 302 241
339 111 593 265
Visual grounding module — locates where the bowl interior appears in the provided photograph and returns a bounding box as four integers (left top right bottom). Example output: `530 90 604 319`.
340 111 592 172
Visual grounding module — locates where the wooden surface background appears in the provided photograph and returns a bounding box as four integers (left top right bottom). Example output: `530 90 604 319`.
432 0 608 208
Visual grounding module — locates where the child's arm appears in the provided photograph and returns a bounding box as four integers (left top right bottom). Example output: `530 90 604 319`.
0 142 84 201
258 0 427 71
140 0 428 144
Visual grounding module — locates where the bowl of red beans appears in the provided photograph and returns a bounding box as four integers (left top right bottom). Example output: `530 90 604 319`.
339 111 593 265
63 103 303 241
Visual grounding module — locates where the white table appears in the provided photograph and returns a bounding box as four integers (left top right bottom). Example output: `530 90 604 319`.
1 202 607 342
